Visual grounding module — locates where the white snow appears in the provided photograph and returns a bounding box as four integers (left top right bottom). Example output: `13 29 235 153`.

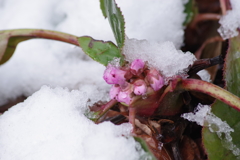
0 0 193 159
182 104 240 158
0 0 187 105
123 37 196 80
0 86 147 160
116 0 186 48
197 70 211 82
218 0 240 39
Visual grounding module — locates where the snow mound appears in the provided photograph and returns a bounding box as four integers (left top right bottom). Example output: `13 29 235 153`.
123 38 196 79
218 0 240 39
182 104 240 158
0 86 146 160
116 0 186 48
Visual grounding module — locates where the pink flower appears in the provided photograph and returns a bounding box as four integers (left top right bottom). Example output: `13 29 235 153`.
133 79 147 95
109 85 120 99
103 65 126 85
146 68 164 91
116 83 133 105
130 59 145 75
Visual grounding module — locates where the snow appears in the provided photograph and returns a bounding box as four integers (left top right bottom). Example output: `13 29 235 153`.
123 37 196 80
0 0 193 159
0 0 187 105
0 86 147 160
116 0 186 48
182 104 240 158
197 70 211 82
218 0 240 39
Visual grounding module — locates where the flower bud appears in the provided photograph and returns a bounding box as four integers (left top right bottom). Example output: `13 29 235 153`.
133 79 147 95
146 68 164 91
130 59 145 75
103 65 126 85
116 83 133 105
109 85 120 99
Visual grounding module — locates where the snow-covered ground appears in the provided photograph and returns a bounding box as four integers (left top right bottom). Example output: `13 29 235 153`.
0 0 188 159
1 0 238 159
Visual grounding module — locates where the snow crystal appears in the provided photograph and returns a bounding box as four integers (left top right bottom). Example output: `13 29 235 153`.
218 0 240 39
182 104 240 158
0 86 146 160
123 37 196 79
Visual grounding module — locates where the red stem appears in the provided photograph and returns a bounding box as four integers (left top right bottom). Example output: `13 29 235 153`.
0 29 79 46
179 79 240 112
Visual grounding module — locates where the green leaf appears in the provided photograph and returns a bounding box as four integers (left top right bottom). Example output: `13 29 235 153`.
134 137 157 160
100 0 125 49
0 29 79 65
0 32 31 65
183 0 198 26
202 35 240 159
78 36 124 66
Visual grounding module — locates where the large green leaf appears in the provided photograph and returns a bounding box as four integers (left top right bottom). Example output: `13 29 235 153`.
78 36 124 66
100 0 125 49
203 35 240 159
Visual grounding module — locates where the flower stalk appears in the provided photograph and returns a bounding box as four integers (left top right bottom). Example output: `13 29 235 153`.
178 79 240 111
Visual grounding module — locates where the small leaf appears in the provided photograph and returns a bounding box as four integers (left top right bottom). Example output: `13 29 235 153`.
202 35 240 159
134 137 157 160
183 0 198 26
100 0 125 49
78 36 124 66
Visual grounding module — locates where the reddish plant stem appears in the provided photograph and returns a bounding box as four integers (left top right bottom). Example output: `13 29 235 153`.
179 79 240 112
129 107 136 132
195 36 223 59
219 0 227 15
95 99 118 122
190 14 221 29
0 29 79 46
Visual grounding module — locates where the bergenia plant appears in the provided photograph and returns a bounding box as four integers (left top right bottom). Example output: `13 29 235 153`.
1 0 240 159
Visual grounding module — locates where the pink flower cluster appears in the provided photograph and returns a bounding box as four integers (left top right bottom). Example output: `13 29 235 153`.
103 59 164 105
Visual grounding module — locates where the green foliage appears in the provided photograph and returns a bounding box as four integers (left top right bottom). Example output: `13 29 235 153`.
78 36 124 66
183 0 197 26
0 31 31 65
0 29 124 66
100 0 125 49
134 137 157 160
203 35 240 159
0 29 80 65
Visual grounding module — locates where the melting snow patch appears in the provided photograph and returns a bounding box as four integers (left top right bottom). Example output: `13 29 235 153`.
197 69 211 82
181 104 240 158
218 0 240 39
0 86 146 160
123 37 196 80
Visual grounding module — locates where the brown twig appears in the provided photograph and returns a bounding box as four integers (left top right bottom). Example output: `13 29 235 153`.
194 36 223 59
190 14 221 29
